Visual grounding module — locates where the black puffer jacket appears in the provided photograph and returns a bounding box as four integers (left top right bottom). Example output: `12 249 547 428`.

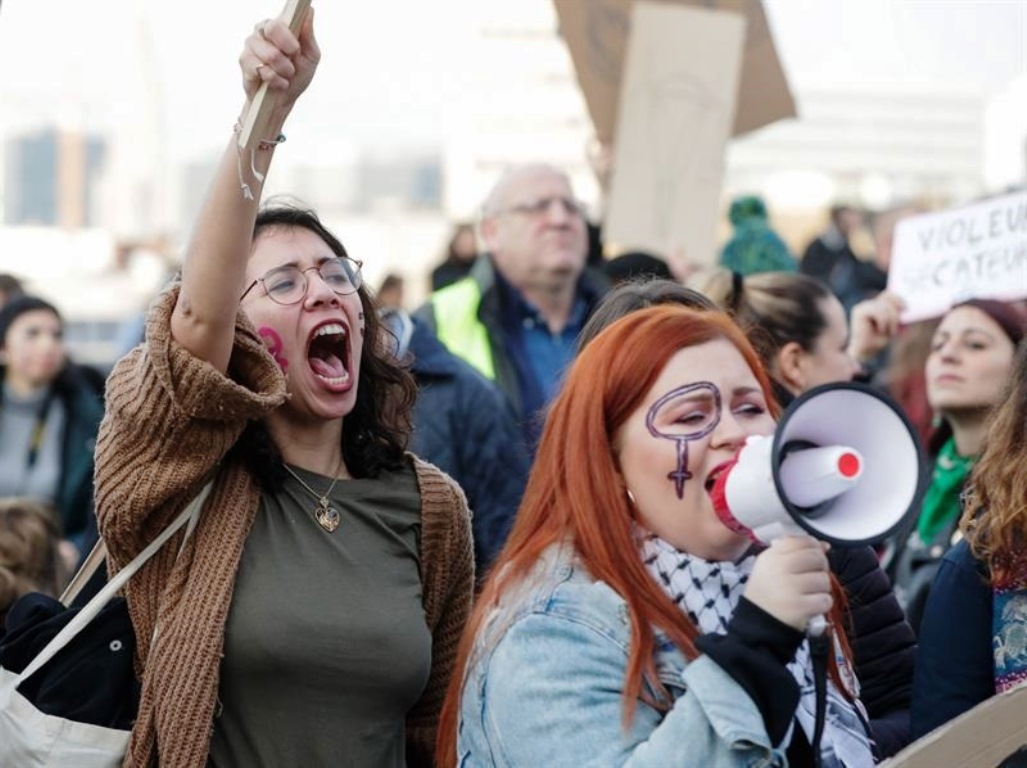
830 545 916 760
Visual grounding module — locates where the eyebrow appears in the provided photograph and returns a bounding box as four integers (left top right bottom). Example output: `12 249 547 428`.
732 386 764 397
935 327 999 341
270 255 337 270
666 385 761 402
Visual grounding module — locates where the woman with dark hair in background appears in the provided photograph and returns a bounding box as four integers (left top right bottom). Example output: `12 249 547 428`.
92 13 472 767
0 295 104 571
912 339 1027 737
891 299 1024 633
690 268 902 401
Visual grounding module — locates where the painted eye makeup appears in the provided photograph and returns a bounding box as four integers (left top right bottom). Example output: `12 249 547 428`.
646 382 722 499
675 410 712 426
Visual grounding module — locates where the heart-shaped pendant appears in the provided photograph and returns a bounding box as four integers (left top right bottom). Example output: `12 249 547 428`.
316 504 341 533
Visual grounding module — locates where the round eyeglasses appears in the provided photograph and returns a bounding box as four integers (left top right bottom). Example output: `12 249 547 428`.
240 257 364 305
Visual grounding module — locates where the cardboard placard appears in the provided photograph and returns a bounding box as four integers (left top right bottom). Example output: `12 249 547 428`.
888 191 1027 323
880 683 1027 768
553 0 795 143
602 2 744 263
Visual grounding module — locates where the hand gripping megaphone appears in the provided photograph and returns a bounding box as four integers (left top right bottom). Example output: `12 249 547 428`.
710 381 927 548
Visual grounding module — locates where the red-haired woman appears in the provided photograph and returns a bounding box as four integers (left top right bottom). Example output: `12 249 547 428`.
437 306 874 767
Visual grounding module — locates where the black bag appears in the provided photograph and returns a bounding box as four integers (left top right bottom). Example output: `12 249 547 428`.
0 592 140 730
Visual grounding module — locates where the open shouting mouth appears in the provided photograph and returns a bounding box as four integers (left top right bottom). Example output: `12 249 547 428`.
307 321 352 391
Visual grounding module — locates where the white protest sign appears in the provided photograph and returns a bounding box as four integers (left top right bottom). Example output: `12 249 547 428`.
888 191 1027 323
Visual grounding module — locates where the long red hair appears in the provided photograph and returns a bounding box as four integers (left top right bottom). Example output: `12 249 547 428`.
436 306 853 766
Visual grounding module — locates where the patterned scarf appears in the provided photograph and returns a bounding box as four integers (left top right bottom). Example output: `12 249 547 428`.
991 550 1027 692
640 533 874 767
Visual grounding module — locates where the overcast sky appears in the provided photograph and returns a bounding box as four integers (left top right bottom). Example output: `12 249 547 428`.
0 0 1024 164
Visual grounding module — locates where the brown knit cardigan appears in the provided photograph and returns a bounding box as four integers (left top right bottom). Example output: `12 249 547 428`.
94 286 474 768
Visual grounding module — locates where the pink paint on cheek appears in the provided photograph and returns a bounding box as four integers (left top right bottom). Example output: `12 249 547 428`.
258 327 289 373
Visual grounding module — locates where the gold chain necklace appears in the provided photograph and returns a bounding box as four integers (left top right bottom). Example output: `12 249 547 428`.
283 463 343 533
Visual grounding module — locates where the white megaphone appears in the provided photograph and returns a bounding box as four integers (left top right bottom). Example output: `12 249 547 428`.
710 382 926 549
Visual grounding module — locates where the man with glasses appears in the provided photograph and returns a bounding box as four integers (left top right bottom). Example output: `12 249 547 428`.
417 164 607 451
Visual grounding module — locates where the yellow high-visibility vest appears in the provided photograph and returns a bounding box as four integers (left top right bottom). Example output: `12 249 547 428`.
430 278 496 381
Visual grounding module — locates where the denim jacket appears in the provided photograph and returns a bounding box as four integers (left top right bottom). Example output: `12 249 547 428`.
456 544 788 767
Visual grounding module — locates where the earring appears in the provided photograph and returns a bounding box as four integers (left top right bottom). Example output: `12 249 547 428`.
626 489 636 505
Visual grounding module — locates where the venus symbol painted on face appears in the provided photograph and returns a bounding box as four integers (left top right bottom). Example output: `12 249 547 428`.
258 326 288 372
645 381 722 499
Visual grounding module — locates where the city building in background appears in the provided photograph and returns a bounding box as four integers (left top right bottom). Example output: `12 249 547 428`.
3 128 107 228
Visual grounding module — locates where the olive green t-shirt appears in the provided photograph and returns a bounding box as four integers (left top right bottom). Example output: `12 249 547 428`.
207 463 430 767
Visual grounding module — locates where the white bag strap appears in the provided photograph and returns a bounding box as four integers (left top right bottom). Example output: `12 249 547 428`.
59 501 202 608
17 481 214 684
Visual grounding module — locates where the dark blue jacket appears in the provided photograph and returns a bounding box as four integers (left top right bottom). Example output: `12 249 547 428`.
407 318 530 575
911 539 993 739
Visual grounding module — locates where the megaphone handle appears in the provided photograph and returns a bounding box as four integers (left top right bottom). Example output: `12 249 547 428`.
808 614 827 637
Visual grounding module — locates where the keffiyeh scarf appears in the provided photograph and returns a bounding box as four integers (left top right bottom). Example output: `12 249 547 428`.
640 533 874 767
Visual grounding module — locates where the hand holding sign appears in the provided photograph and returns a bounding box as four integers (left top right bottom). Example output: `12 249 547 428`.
238 0 318 154
848 291 905 365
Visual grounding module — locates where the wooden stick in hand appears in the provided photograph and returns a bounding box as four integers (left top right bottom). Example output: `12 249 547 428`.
237 0 312 152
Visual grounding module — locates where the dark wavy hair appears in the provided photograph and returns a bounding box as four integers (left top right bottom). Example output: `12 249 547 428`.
230 203 417 486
